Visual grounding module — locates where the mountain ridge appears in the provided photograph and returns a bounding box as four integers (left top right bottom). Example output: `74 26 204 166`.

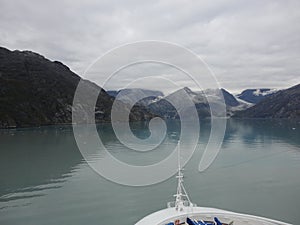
236 88 277 104
0 47 154 128
234 84 300 119
1 46 299 128
145 87 248 119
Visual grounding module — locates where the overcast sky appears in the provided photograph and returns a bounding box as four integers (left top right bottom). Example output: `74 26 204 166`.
0 0 299 93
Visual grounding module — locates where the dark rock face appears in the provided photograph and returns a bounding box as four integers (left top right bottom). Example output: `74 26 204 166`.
0 47 153 128
237 88 276 104
234 84 300 119
221 88 240 107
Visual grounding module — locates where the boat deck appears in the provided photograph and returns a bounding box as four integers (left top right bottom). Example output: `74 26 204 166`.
135 206 291 225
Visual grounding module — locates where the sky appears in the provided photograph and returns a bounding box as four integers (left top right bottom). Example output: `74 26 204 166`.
0 0 299 93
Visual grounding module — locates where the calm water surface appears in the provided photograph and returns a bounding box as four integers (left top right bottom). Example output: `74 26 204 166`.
0 119 300 225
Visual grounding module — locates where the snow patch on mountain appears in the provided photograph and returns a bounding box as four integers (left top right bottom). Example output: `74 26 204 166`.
253 88 277 96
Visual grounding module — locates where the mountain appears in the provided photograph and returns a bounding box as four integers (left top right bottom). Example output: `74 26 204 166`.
147 87 249 119
204 88 241 106
0 47 153 128
220 88 240 107
234 84 300 119
147 88 200 119
107 88 164 106
237 88 277 104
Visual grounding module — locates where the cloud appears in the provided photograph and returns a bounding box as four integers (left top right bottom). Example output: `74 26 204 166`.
0 0 299 93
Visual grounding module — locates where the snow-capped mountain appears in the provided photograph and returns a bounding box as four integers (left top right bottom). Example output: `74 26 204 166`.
107 87 253 119
236 88 278 104
234 84 300 119
147 87 250 119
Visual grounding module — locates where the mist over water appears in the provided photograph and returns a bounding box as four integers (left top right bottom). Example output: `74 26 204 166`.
0 119 300 225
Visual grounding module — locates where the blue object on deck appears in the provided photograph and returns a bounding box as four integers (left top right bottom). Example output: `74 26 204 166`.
214 217 223 225
197 220 206 225
187 217 199 225
165 223 174 225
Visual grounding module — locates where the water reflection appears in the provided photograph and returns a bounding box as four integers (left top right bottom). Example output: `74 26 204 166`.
0 126 82 202
227 119 300 147
1 119 299 196
0 119 299 225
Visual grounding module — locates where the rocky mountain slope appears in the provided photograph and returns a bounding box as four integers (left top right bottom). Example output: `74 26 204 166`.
234 84 300 119
0 47 153 128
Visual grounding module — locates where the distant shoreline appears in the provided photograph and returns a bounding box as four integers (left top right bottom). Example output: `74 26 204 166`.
1 117 299 130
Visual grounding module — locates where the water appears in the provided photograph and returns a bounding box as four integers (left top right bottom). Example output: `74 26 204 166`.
0 119 300 225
